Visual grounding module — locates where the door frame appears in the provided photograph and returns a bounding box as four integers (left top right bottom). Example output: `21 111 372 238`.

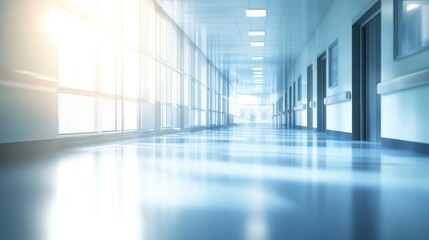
307 64 314 130
317 52 327 133
352 1 381 140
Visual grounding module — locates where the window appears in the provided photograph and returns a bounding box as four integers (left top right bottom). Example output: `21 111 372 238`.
329 40 339 88
59 93 96 134
395 0 429 57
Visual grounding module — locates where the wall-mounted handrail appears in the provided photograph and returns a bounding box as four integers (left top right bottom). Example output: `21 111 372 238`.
324 91 352 105
294 104 307 111
377 68 429 95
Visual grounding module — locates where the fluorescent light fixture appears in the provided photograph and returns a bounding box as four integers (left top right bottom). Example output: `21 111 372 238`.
253 67 263 71
248 31 265 36
251 42 265 47
251 57 263 61
406 3 420 12
253 71 263 75
254 80 263 83
246 9 266 17
253 75 263 78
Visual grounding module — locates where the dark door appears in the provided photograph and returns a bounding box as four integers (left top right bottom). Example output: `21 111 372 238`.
307 65 313 130
317 52 327 132
293 81 296 128
352 2 381 141
288 86 292 128
362 14 381 142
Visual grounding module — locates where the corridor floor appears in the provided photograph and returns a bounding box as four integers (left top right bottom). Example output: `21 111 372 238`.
1 125 429 240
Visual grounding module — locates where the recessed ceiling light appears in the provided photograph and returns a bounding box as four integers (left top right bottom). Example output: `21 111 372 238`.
253 71 263 75
254 75 263 78
251 42 265 47
253 68 263 71
246 9 267 17
251 57 263 61
248 31 265 36
254 80 263 83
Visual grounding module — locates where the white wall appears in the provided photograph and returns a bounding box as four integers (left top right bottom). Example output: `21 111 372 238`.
381 0 429 144
288 0 376 132
0 0 58 144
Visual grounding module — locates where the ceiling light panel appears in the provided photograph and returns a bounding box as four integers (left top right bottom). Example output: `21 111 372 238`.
251 57 264 61
246 9 267 17
248 31 265 36
251 42 265 47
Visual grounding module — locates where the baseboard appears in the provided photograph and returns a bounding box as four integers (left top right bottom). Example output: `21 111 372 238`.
326 130 353 140
294 125 307 130
382 138 429 155
0 127 217 163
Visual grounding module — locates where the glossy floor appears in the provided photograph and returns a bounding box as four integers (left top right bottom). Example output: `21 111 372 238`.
1 125 429 240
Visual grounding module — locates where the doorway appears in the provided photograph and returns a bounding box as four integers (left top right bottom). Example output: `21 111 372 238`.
288 86 292 128
352 1 381 141
293 81 296 128
307 64 314 130
317 52 327 133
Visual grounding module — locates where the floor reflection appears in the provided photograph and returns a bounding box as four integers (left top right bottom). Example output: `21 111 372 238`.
1 125 429 240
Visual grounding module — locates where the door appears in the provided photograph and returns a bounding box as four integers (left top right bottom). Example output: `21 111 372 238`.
288 86 292 128
317 52 327 132
352 2 381 141
293 81 296 128
362 14 381 142
307 65 314 130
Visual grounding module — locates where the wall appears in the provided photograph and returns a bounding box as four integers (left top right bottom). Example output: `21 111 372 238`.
0 0 58 144
287 0 375 132
381 0 429 144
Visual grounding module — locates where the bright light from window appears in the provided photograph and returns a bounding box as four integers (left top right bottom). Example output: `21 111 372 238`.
246 9 267 17
251 42 265 47
248 31 265 36
251 57 264 61
406 3 420 11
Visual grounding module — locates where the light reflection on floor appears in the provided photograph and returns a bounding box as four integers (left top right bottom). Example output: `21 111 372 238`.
1 125 429 240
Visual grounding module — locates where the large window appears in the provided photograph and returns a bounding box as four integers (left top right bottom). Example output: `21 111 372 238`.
395 0 429 57
57 0 236 134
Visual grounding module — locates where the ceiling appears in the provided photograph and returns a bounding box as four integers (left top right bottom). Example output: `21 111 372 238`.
154 0 336 96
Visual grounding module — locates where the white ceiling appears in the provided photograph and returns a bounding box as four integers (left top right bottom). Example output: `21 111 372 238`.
155 0 336 95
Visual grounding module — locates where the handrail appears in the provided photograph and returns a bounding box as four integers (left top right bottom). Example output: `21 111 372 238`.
377 68 429 95
294 104 307 111
324 91 352 105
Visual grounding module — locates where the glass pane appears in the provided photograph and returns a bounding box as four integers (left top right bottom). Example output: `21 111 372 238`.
172 72 178 105
59 93 95 134
159 17 167 59
398 0 429 56
59 12 96 91
124 101 138 130
100 98 116 131
99 34 116 95
329 40 339 88
201 86 207 110
99 0 115 29
160 65 166 103
184 77 189 106
123 0 139 43
166 68 172 104
123 47 139 98
148 9 156 53
148 58 156 102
